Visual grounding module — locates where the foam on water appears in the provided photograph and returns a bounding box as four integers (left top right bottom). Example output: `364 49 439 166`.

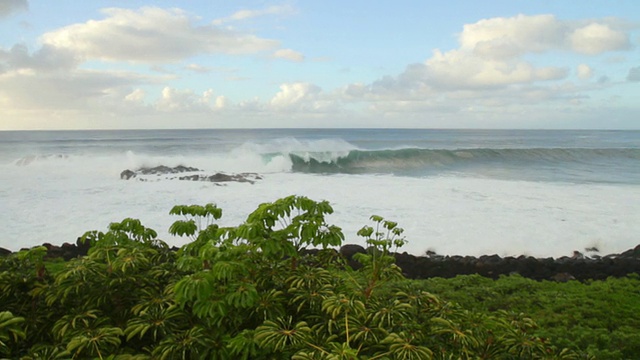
2 129 639 257
1 150 639 257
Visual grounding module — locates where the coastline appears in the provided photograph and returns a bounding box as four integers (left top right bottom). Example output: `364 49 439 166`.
4 240 640 282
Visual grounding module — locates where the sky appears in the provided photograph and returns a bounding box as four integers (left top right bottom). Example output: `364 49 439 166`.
0 0 639 130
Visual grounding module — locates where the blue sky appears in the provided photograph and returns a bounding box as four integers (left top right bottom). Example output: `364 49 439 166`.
0 0 639 130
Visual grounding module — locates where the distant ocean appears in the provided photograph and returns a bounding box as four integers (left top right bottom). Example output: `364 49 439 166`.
1 128 639 257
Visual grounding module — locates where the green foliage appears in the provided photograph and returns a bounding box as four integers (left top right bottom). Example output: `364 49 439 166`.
414 274 640 359
0 311 26 356
353 215 406 299
1 195 625 358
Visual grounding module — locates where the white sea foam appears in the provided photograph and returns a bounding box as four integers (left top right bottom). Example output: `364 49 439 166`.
1 151 639 257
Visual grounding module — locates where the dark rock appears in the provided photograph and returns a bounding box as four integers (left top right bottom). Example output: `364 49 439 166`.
619 244 640 258
334 243 640 281
120 169 136 180
0 247 12 257
339 244 366 258
76 237 91 256
141 165 200 175
179 175 200 181
121 165 261 185
203 173 259 184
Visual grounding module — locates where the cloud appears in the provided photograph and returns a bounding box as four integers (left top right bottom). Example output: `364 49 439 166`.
569 23 630 54
270 82 336 112
185 64 211 73
344 13 633 104
577 64 593 80
459 14 630 59
41 7 279 63
628 67 640 82
125 88 145 102
0 0 27 18
423 49 567 89
0 68 149 110
0 44 77 72
273 48 304 62
460 14 565 59
156 87 216 112
212 5 295 25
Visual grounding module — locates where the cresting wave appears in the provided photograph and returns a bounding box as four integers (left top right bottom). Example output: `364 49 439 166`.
287 147 640 175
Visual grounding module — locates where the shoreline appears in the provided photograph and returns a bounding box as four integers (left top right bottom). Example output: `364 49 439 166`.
3 240 640 282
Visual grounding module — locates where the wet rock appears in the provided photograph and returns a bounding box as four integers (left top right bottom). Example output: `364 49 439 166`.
120 169 136 180
179 172 262 184
139 165 201 175
120 165 261 184
0 247 11 257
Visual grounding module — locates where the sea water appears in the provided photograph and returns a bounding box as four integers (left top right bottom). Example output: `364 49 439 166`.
1 129 639 257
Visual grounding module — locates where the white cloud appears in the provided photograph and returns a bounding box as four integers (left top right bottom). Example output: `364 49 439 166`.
185 64 211 73
459 14 630 59
41 7 279 63
577 64 593 80
214 95 228 109
569 23 630 54
273 48 304 62
424 49 567 89
460 14 565 59
125 88 145 102
343 13 632 107
269 82 337 112
0 0 28 18
212 5 295 25
271 83 320 108
156 86 216 112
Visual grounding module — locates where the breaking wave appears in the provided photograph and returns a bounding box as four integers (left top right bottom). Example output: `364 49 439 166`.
287 148 640 175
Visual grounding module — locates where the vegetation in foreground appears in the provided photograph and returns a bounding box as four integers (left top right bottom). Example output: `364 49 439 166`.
0 195 635 359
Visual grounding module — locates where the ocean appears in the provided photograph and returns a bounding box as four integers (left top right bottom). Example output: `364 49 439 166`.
1 128 639 257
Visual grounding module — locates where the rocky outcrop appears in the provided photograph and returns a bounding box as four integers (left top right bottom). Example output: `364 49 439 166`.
41 238 90 261
120 165 262 184
178 173 262 184
337 244 640 282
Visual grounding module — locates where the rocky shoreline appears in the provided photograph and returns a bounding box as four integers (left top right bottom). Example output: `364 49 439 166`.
3 240 640 282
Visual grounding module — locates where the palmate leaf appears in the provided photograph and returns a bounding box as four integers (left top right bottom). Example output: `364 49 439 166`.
124 305 184 341
382 332 433 360
255 317 312 352
251 289 287 321
168 219 198 237
210 260 247 282
368 298 413 330
112 247 152 274
66 326 124 359
322 294 366 320
151 326 216 360
173 271 215 303
20 344 71 360
52 309 102 341
227 329 260 360
225 281 259 308
0 311 25 355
